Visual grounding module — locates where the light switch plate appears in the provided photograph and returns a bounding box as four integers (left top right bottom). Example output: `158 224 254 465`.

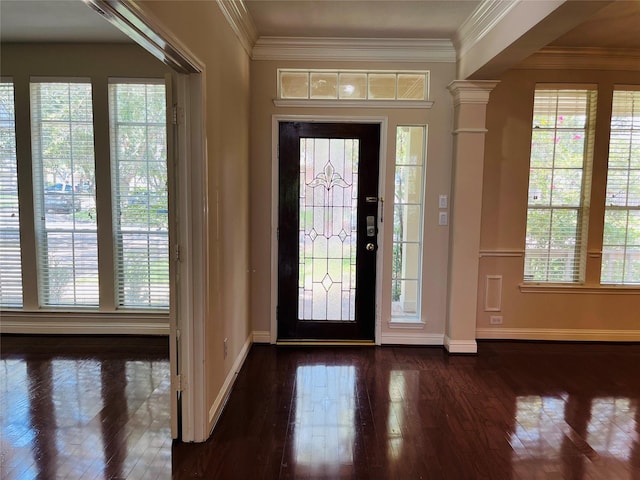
439 194 448 209
438 211 448 226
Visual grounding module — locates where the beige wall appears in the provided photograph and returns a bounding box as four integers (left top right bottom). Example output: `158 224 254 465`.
479 67 640 338
250 60 456 341
1 43 170 76
135 1 252 430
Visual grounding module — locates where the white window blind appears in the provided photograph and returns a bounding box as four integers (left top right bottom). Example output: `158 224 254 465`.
0 80 23 306
524 88 596 283
392 126 426 320
30 80 99 306
601 89 640 285
109 80 169 308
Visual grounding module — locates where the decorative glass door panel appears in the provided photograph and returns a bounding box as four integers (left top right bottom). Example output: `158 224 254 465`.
279 122 380 341
299 138 359 321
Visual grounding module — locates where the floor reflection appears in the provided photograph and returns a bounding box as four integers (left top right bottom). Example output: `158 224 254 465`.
386 370 407 461
291 365 356 476
101 360 128 480
1 349 170 480
386 369 420 464
4 340 640 479
27 359 57 479
512 395 639 478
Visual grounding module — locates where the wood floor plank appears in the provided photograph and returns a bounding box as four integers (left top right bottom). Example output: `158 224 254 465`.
2 337 640 479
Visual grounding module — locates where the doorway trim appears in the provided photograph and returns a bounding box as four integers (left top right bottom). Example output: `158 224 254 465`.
87 0 209 442
270 115 388 345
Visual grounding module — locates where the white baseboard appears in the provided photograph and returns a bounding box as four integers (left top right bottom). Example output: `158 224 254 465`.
476 327 640 342
0 312 169 335
208 333 252 429
379 332 444 345
252 330 272 343
444 336 478 354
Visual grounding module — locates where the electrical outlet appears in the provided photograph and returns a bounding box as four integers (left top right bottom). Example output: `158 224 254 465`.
490 315 503 325
224 337 228 358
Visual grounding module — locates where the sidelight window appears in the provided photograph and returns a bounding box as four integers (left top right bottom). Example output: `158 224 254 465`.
392 126 426 320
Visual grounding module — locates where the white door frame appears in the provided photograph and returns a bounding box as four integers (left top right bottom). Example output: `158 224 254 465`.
87 0 209 442
175 73 209 442
271 115 388 345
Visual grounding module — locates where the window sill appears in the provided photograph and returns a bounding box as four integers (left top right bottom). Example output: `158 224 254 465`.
0 307 169 315
388 319 426 329
0 309 169 335
519 283 639 294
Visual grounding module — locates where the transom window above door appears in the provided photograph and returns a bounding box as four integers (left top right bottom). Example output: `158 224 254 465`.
276 69 431 106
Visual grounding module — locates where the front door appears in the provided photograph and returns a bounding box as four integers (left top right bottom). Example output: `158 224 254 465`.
278 122 380 341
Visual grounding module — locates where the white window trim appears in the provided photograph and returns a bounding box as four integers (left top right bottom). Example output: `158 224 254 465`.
390 125 428 324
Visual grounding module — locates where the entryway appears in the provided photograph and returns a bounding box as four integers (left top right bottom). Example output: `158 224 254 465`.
277 122 381 341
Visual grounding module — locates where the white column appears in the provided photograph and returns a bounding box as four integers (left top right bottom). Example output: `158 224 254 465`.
445 80 498 354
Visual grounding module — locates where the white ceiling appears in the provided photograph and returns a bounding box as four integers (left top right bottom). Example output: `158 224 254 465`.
244 0 480 39
1 0 639 51
0 0 481 43
0 0 130 43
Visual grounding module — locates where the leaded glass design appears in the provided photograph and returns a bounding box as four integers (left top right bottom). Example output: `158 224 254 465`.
299 138 359 321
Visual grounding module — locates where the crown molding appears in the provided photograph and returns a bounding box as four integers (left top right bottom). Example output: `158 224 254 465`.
516 47 640 72
216 0 258 57
252 37 456 63
454 0 520 58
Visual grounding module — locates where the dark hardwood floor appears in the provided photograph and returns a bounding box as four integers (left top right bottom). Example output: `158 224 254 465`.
2 336 640 479
1 335 171 480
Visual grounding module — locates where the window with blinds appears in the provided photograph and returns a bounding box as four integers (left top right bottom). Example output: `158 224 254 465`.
0 80 23 306
109 80 169 308
524 88 597 283
30 80 99 305
601 88 640 285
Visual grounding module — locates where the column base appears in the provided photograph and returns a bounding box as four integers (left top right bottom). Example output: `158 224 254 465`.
444 336 478 354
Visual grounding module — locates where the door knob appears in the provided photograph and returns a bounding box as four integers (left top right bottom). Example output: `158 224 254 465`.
366 243 375 251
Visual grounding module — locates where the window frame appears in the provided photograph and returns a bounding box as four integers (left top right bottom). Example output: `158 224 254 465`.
0 78 23 307
30 78 100 307
0 75 171 313
600 86 640 286
108 78 170 309
523 85 597 285
390 125 427 323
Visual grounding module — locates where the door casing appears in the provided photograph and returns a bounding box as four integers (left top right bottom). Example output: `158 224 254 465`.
270 115 388 344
